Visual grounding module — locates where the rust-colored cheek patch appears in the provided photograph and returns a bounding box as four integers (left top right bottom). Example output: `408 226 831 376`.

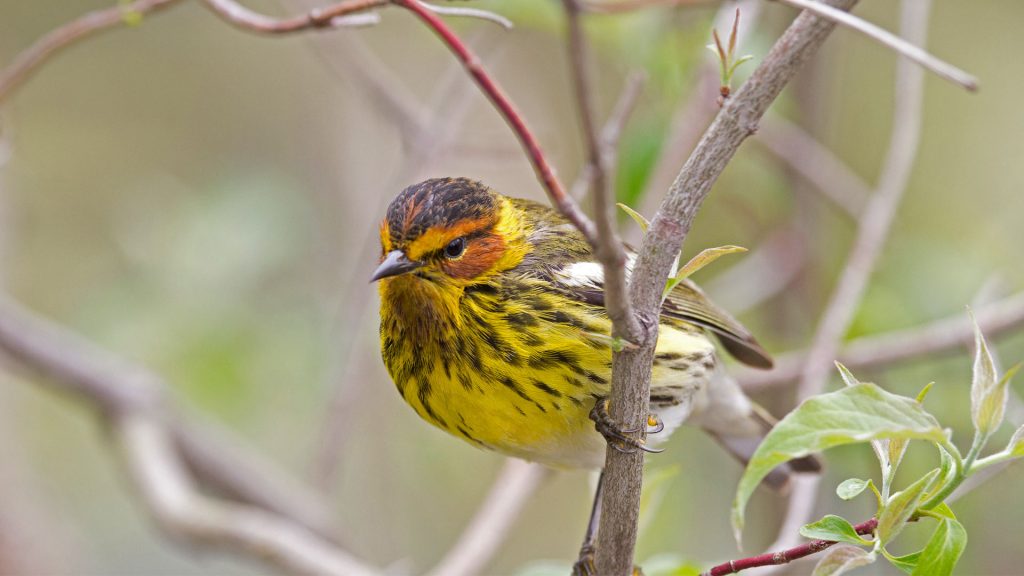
443 233 505 279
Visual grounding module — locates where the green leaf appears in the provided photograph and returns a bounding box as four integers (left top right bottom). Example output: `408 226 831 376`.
834 362 861 388
969 310 1017 436
1009 424 1024 457
836 478 871 501
915 382 935 404
732 383 946 544
664 245 746 297
616 203 649 232
888 551 921 574
800 515 873 546
811 546 875 576
910 517 967 576
876 468 941 545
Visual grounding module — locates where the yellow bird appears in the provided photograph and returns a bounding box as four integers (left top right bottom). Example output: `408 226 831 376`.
372 177 817 568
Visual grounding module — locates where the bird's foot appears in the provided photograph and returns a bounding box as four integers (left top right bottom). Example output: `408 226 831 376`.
589 400 664 454
572 546 644 576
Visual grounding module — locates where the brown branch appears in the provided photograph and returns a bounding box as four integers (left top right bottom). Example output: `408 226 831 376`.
594 2 859 574
796 0 930 401
701 518 878 576
756 116 869 217
771 0 978 91
738 289 1024 391
0 0 185 103
564 0 643 340
425 459 548 576
570 72 646 200
393 0 599 245
0 294 371 574
200 0 387 33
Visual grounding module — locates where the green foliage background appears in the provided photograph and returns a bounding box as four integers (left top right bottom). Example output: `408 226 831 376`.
1 1 1023 574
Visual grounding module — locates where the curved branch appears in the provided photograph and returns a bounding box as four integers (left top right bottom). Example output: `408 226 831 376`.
200 0 386 33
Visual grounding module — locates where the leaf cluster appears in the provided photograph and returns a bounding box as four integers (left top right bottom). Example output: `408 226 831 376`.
732 314 1023 575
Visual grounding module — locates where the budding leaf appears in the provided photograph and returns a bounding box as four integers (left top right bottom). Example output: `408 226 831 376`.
834 362 861 388
732 383 945 545
616 203 649 232
910 517 967 576
811 546 875 576
800 515 872 546
665 245 746 297
1008 424 1024 458
877 468 941 545
969 310 1016 436
836 478 871 501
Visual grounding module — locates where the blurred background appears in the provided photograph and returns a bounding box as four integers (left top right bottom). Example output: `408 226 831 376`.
1 0 1023 574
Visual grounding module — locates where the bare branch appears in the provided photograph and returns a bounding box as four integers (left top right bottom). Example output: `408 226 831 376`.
117 414 376 576
0 294 365 571
797 0 930 401
570 72 646 200
756 116 869 217
393 0 599 244
596 2 859 573
772 0 978 91
739 289 1024 391
425 459 547 576
0 0 185 103
200 0 386 32
564 0 643 340
420 2 513 29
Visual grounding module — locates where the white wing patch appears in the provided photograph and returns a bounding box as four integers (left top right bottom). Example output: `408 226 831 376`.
553 257 636 289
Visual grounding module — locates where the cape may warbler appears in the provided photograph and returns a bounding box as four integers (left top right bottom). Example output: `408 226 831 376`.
373 178 815 482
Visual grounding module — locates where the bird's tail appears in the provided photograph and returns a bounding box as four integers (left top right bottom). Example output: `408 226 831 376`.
687 367 822 492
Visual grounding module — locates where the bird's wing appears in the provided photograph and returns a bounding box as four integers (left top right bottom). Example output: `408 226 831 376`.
545 260 773 369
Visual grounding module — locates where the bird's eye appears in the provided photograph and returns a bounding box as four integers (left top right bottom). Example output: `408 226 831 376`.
444 237 466 259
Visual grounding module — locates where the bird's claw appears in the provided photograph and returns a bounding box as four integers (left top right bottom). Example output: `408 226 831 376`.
589 400 664 454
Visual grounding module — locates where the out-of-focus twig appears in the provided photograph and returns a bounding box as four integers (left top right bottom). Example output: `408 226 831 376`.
117 414 376 576
393 0 599 245
772 0 978 91
0 294 372 574
564 0 643 343
569 72 646 200
420 2 513 29
756 116 869 217
796 0 930 400
200 0 386 33
703 223 805 315
738 289 1024 391
425 459 548 576
0 0 184 103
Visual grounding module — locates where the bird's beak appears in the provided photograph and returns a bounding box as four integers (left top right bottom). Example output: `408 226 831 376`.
370 250 423 282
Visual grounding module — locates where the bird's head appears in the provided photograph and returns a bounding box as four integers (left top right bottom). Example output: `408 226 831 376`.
372 178 528 294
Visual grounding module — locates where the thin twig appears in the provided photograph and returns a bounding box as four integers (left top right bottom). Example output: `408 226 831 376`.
420 2 514 29
701 517 878 576
425 459 548 576
200 0 386 33
756 116 869 217
772 0 977 91
0 0 185 103
0 294 362 570
596 2 859 574
796 0 930 401
393 0 599 245
564 0 643 342
117 414 376 576
570 72 646 200
738 289 1024 391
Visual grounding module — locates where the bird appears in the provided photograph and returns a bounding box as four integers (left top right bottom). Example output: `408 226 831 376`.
371 177 818 569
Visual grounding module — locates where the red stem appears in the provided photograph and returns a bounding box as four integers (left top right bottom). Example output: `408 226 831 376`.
702 519 878 576
392 0 597 243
